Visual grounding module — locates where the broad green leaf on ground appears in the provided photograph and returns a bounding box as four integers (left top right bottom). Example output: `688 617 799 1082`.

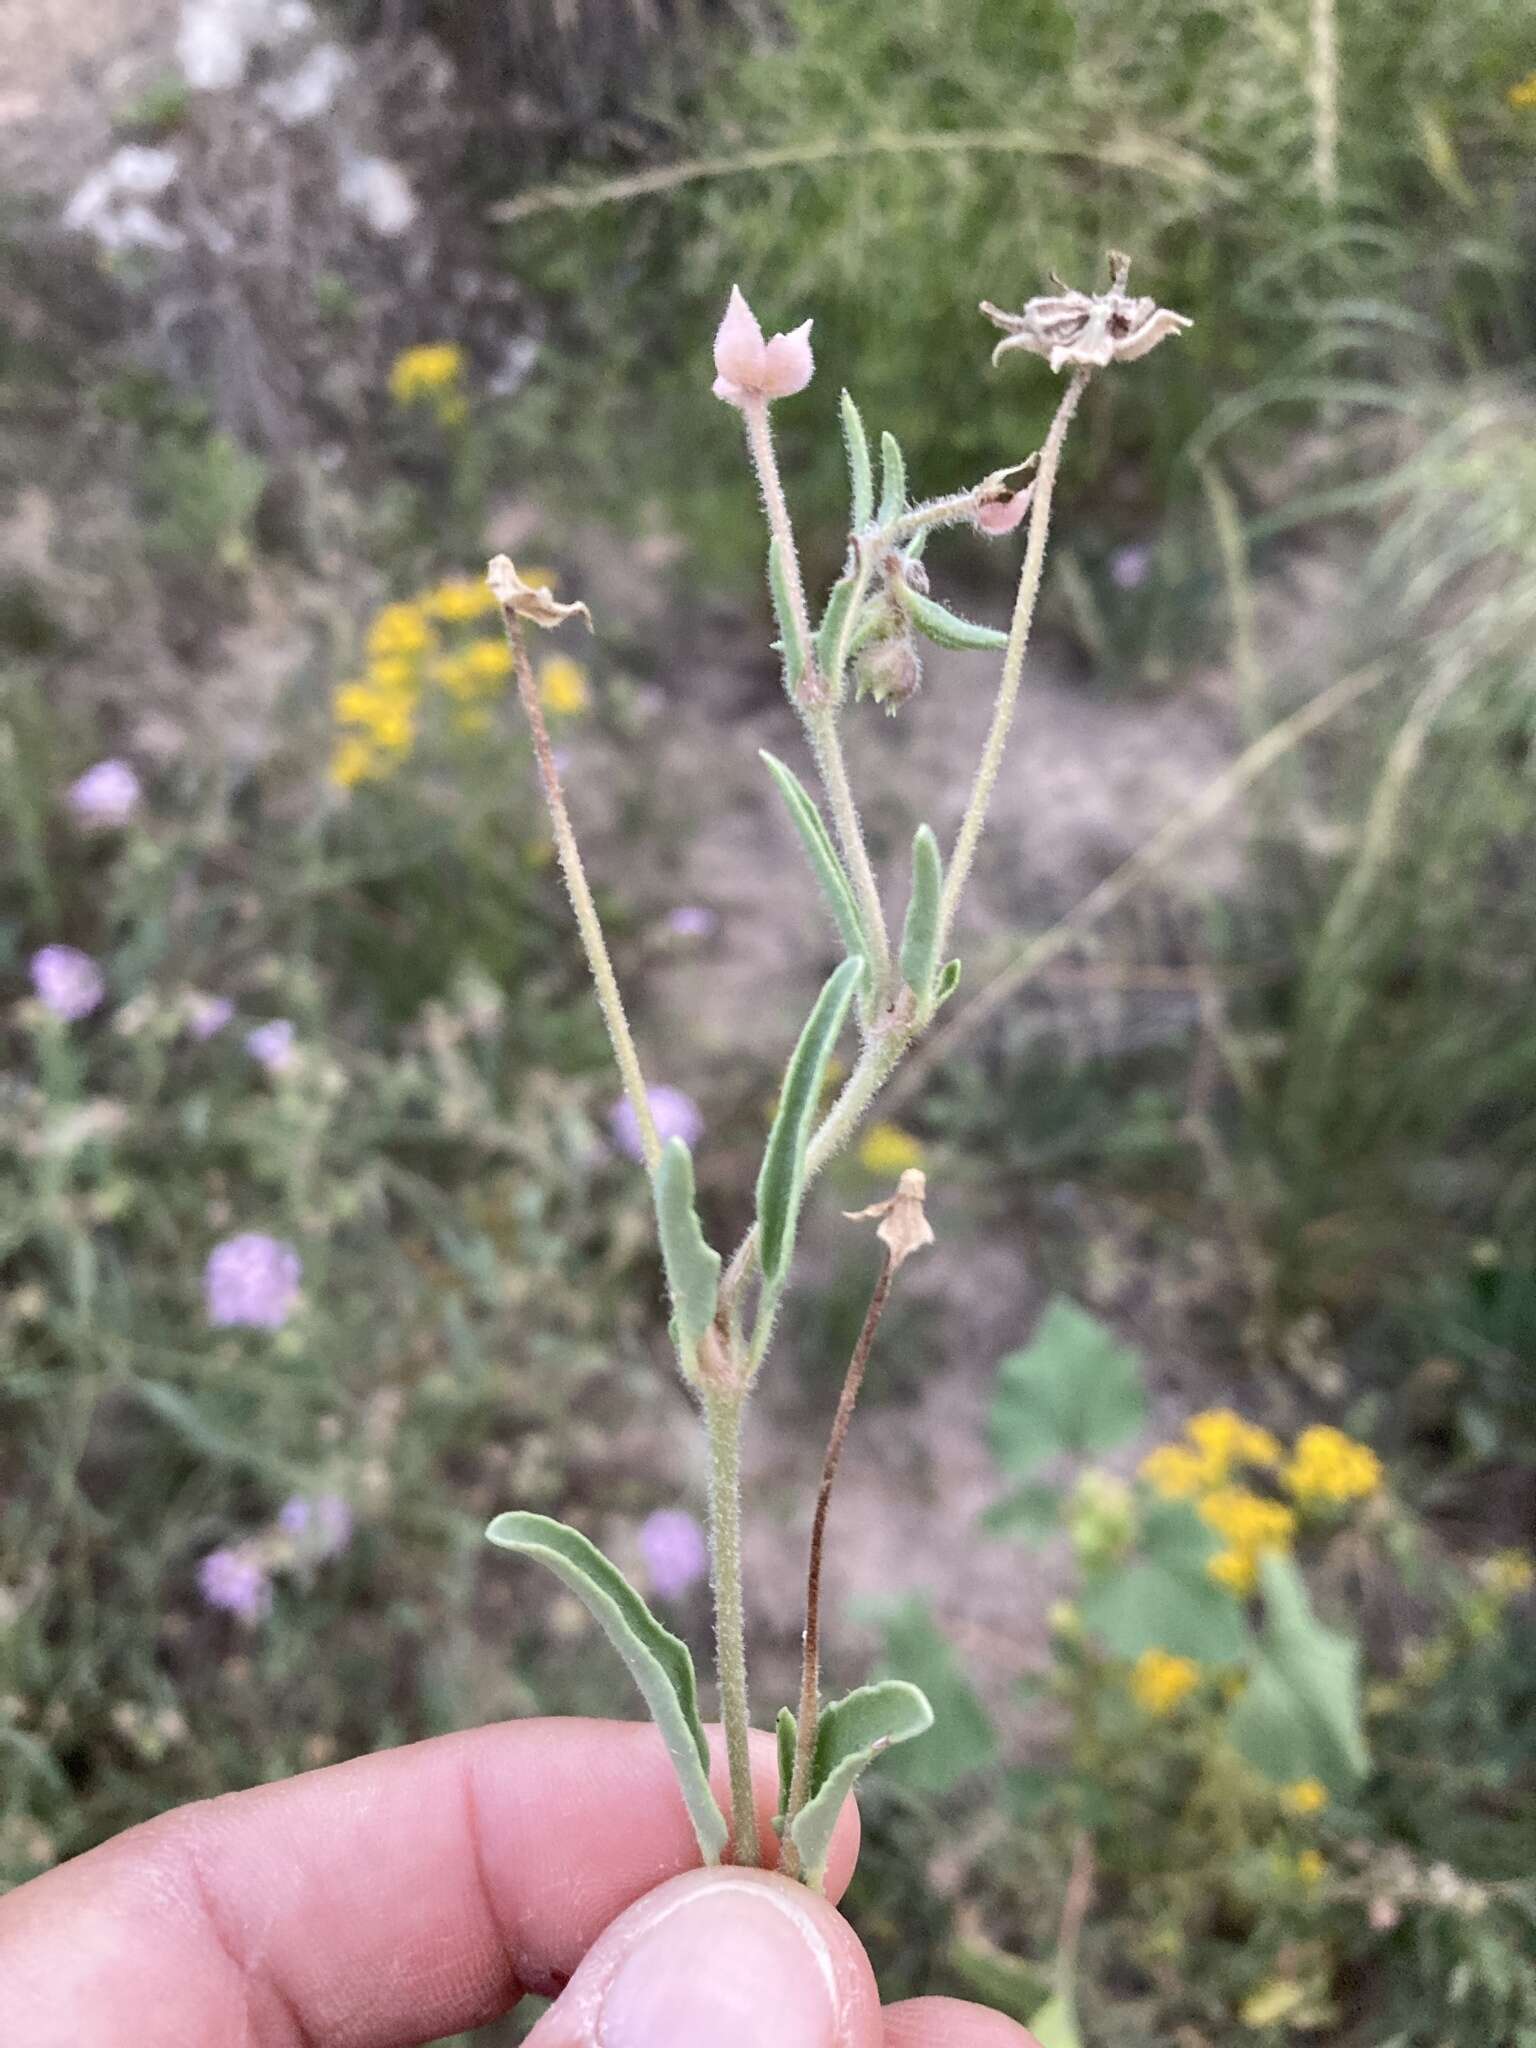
484 1512 728 1863
1080 1503 1252 1665
989 1297 1145 1479
788 1678 933 1888
981 1481 1063 1541
651 1137 720 1373
755 957 861 1288
872 1595 997 1793
1227 1552 1369 1793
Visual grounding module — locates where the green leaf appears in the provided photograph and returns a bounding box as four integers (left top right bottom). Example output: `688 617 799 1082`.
934 958 962 1008
788 1679 933 1888
898 824 943 1006
767 537 805 690
1030 1992 1084 2048
759 751 869 982
989 1298 1146 1479
981 1481 1062 1540
1080 1548 1252 1667
898 583 1009 651
814 572 859 685
877 430 907 525
1227 1553 1369 1793
946 1935 1053 2022
840 390 873 529
652 1138 721 1374
873 1596 997 1793
775 1705 798 1831
484 1512 728 1864
755 957 862 1289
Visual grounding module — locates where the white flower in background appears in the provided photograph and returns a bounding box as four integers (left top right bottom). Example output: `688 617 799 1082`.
259 43 353 126
176 0 316 93
64 148 184 255
338 154 419 237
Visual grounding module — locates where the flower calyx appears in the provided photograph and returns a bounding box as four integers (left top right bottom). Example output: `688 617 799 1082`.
981 251 1192 375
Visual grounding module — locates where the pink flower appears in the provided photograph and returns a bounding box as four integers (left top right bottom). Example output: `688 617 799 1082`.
196 1546 272 1624
639 1509 708 1600
712 285 814 407
976 484 1036 535
187 994 234 1041
67 759 141 827
610 1085 704 1163
245 1019 296 1073
30 945 105 1022
205 1232 302 1329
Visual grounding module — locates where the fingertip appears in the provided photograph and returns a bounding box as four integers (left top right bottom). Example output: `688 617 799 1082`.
883 1995 1042 2046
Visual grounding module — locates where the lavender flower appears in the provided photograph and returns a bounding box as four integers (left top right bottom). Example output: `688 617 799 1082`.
196 1546 272 1623
639 1509 708 1600
1108 544 1153 591
188 994 235 1041
67 759 142 827
245 1018 296 1073
610 1084 704 1163
204 1232 302 1330
278 1492 353 1559
30 945 105 1022
665 905 718 940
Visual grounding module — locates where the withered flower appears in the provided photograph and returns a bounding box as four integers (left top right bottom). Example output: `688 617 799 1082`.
486 555 592 632
845 1168 935 1271
981 252 1191 375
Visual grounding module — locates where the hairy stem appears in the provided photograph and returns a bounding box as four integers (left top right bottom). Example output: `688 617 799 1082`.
504 613 660 1170
704 1388 761 1867
937 368 1089 954
741 398 892 992
781 1249 896 1874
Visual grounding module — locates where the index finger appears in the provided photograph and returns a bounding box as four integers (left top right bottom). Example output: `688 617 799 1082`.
0 1718 860 2048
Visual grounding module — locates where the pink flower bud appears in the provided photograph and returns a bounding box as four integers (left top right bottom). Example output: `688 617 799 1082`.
712 284 814 407
976 483 1036 535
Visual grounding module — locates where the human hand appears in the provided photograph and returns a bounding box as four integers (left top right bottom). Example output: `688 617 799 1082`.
0 1717 1037 2046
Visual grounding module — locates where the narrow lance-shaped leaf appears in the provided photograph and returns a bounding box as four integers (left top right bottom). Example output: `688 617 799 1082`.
897 582 1009 651
814 572 859 688
775 1704 798 1831
934 958 962 1008
756 957 862 1289
767 536 805 691
652 1137 721 1378
484 1513 729 1865
899 824 943 1007
788 1679 934 1888
878 430 907 526
759 751 870 986
840 390 873 530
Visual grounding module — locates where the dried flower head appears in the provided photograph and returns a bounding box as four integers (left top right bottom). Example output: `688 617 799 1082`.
486 555 592 633
982 252 1192 374
711 284 814 407
845 1167 935 1272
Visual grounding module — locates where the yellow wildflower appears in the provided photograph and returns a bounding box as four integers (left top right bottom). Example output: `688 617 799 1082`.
1139 1443 1214 1501
430 651 475 699
1509 72 1536 110
1282 1778 1329 1816
1283 1425 1383 1508
455 707 494 736
366 655 419 694
422 576 501 624
1199 1486 1296 1553
329 735 381 789
388 343 465 406
335 681 383 726
858 1122 925 1176
1479 1550 1534 1599
1187 1408 1282 1472
464 638 513 684
364 697 415 752
1130 1647 1200 1715
1295 1848 1327 1886
1208 1548 1258 1596
539 655 591 716
366 603 433 662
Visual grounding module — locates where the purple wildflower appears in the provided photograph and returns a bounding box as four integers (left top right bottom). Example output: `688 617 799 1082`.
204 1232 302 1330
665 905 718 940
278 1492 353 1559
1108 543 1153 591
245 1019 296 1073
30 945 105 1022
188 994 235 1041
610 1085 704 1163
639 1509 709 1600
196 1546 272 1623
66 758 142 827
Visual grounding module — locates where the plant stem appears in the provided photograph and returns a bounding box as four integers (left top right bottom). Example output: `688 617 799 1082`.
504 613 661 1171
741 398 892 993
704 1387 761 1867
781 1248 896 1874
937 368 1089 955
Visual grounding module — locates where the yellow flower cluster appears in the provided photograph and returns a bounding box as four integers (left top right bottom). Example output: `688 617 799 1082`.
1198 1487 1297 1595
388 343 468 427
1129 1647 1200 1715
1281 1777 1329 1816
1478 1549 1534 1600
1509 72 1536 110
1140 1407 1281 1502
329 573 590 790
858 1122 925 1176
1282 1425 1383 1509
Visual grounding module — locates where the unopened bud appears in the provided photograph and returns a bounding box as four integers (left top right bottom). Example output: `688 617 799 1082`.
853 633 922 715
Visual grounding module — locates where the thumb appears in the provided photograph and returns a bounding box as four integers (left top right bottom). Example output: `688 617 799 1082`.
524 1864 885 2048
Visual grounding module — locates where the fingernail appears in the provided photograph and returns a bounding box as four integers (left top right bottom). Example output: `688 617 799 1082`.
598 1879 840 2048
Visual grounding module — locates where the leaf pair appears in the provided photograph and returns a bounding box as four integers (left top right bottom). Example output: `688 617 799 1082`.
775 1680 934 1889
485 1512 729 1864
